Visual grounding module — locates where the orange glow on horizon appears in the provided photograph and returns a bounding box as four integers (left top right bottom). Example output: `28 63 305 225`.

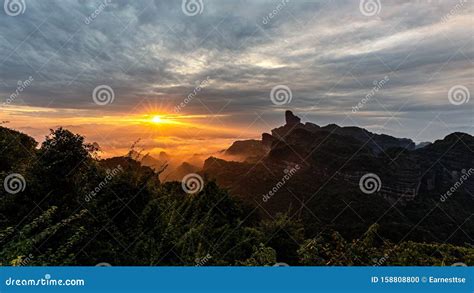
2 105 259 161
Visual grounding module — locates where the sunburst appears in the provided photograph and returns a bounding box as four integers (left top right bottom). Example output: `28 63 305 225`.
151 115 162 123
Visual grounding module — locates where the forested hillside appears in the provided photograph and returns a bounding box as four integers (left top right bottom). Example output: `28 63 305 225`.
1 127 472 266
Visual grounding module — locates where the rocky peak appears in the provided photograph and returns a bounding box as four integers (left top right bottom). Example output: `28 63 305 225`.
262 133 276 149
285 110 301 126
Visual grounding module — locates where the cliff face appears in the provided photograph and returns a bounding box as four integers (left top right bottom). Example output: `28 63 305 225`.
202 111 474 244
224 139 269 162
222 111 416 165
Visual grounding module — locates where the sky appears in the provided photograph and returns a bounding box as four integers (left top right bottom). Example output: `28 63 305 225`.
0 0 473 159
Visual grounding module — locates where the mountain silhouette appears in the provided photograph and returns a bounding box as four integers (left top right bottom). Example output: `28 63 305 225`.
1 120 472 266
202 111 474 244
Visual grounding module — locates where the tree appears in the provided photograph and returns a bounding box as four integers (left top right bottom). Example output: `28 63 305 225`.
1 126 473 266
0 127 37 172
259 213 304 265
238 243 277 266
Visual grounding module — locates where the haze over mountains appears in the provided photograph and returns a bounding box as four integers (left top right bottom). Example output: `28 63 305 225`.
2 120 472 266
136 110 474 245
1 0 473 268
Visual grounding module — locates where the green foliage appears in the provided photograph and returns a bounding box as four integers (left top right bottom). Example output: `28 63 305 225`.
238 243 277 266
0 126 37 172
1 127 472 266
297 224 473 266
259 213 304 264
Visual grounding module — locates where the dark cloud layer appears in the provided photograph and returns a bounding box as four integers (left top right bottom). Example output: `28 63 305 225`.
0 0 473 142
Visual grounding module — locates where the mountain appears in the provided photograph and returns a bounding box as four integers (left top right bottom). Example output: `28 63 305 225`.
224 139 269 162
203 111 474 245
127 150 205 182
0 123 472 266
165 162 200 181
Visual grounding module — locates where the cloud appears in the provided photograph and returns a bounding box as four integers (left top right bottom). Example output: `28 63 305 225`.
0 0 472 142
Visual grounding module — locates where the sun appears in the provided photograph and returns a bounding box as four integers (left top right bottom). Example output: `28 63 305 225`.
151 115 162 123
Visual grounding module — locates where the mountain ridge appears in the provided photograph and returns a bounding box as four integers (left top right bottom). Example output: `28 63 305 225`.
201 111 474 245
